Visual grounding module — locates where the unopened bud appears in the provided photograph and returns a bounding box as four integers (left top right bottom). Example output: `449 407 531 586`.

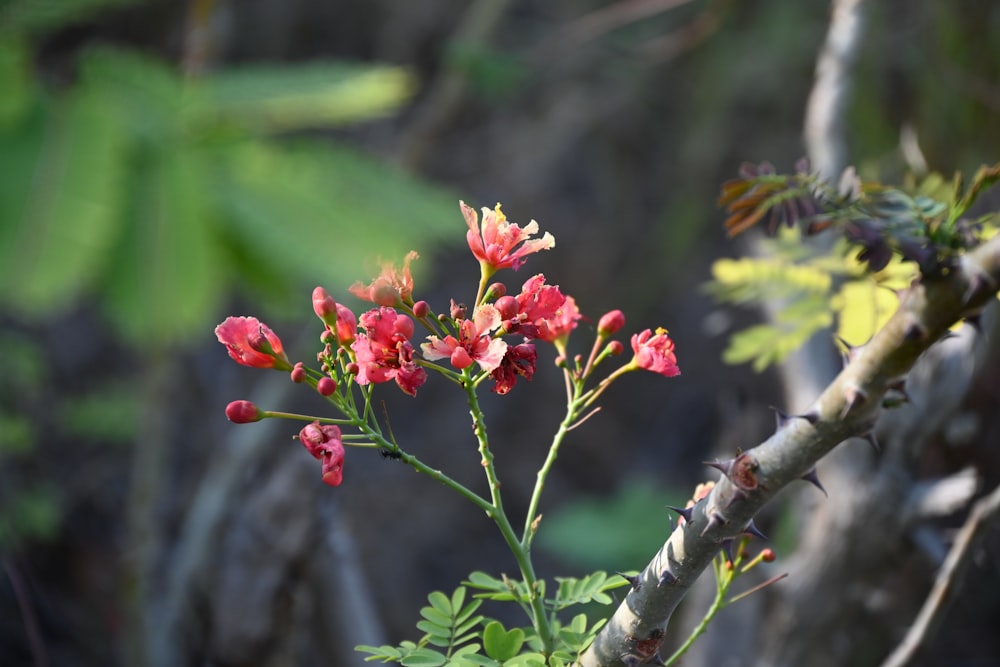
290 362 306 383
317 377 336 396
450 301 467 320
412 300 431 319
225 400 263 424
495 296 518 320
346 362 359 375
486 282 507 299
761 548 776 562
598 309 626 336
607 340 625 355
312 286 339 327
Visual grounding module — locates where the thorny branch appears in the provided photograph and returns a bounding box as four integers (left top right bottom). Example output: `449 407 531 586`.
579 233 1000 667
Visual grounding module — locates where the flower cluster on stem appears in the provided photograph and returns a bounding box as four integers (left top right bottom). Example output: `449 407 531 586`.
214 201 681 656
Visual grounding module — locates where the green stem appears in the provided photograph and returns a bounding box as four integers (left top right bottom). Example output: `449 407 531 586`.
664 559 732 666
522 374 580 548
460 369 554 655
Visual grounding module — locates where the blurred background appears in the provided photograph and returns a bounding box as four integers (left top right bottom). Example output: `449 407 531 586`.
1 0 999 665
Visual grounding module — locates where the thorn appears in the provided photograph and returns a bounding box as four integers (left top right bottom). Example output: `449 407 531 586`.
963 272 993 305
834 335 862 367
743 519 768 540
841 384 868 418
666 505 694 525
658 569 677 586
887 378 910 403
801 468 827 496
701 511 726 537
618 572 641 591
860 430 880 453
797 410 820 425
704 452 760 491
771 406 791 431
720 539 736 564
904 321 927 342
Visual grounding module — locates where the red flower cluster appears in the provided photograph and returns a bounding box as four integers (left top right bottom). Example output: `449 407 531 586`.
510 274 581 343
351 307 427 396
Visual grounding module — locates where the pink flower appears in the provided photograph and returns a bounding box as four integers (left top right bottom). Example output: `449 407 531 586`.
349 251 418 306
298 421 345 486
630 328 680 377
421 305 508 372
461 201 554 273
512 274 581 343
491 343 537 394
215 316 291 370
350 307 427 396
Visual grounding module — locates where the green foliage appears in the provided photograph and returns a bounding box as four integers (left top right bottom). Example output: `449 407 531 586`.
710 164 1000 370
0 38 461 346
358 574 625 666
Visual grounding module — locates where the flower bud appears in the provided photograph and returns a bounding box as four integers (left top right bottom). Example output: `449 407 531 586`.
450 301 467 320
346 362 359 375
607 340 625 355
317 377 336 396
225 400 263 423
290 362 306 383
761 548 776 562
495 295 518 320
312 286 339 327
412 300 431 319
598 309 626 336
486 282 507 299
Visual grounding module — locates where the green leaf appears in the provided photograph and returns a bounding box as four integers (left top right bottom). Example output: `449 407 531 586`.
101 143 224 345
212 140 460 303
420 605 453 628
0 36 34 126
464 572 508 593
79 47 186 143
195 62 415 132
0 84 126 316
417 620 453 639
502 654 547 667
481 621 525 662
356 644 404 662
400 648 449 667
427 591 453 617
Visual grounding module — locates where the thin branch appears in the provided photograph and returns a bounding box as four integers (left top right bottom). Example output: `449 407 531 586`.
2 560 49 667
580 234 1000 667
804 0 868 181
879 483 1000 667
